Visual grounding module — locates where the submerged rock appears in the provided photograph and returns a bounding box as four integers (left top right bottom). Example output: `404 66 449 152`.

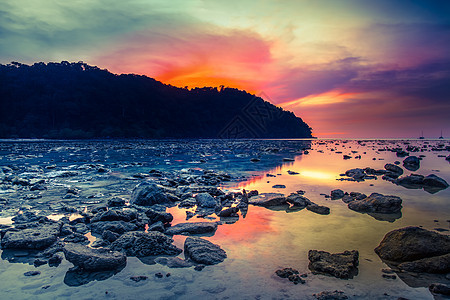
63 243 126 271
306 204 330 215
110 231 181 257
313 290 348 300
130 182 171 206
347 193 402 214
308 250 359 279
374 227 450 273
184 236 227 265
248 193 286 207
165 222 218 235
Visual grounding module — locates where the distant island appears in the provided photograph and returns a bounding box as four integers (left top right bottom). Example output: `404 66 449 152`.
0 61 312 139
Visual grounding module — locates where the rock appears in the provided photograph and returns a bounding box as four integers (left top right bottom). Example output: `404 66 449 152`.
90 221 137 235
165 222 218 235
395 174 425 188
30 183 46 191
147 221 165 232
217 207 239 217
384 164 403 177
12 211 41 224
154 257 193 268
250 158 260 162
313 290 348 300
108 197 126 207
330 189 345 200
374 227 450 263
64 233 89 244
308 250 359 279
130 275 148 282
102 230 120 243
63 243 126 271
91 209 137 223
130 182 171 206
347 193 402 214
345 168 365 180
275 267 299 278
306 204 330 215
286 194 312 207
145 208 173 224
195 193 219 208
110 231 181 257
48 253 63 267
24 271 41 276
12 177 30 186
248 193 286 207
179 198 197 208
423 174 449 188
184 236 227 265
429 283 450 296
403 156 420 171
272 184 286 189
1 223 60 250
398 253 450 273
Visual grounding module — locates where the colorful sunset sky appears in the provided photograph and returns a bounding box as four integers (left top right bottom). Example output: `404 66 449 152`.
1 0 449 138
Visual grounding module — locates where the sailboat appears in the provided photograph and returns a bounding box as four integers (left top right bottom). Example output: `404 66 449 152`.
419 131 424 139
439 130 443 139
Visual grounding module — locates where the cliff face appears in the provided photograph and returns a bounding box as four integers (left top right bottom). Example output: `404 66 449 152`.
0 61 312 139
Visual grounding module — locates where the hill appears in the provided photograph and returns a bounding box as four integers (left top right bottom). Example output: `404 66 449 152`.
0 61 312 139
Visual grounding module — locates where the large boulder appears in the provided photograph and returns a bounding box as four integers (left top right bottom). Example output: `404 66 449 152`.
423 174 449 188
374 227 450 266
110 231 181 257
1 223 60 250
184 236 227 265
145 208 173 224
398 253 450 273
347 193 402 214
130 182 171 206
308 250 359 279
248 193 286 207
195 193 219 208
63 243 126 271
165 222 218 235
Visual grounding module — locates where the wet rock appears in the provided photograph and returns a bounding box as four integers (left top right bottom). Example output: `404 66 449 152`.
423 174 449 188
30 183 46 191
48 253 63 267
306 204 330 215
90 221 137 235
384 163 403 178
395 174 425 188
398 253 450 273
91 209 137 223
1 223 60 250
330 189 345 200
34 258 47 266
374 227 450 263
345 168 365 181
275 268 305 283
66 186 79 195
63 243 126 271
286 194 312 207
429 283 450 296
12 211 41 224
195 193 219 208
130 182 171 206
24 270 41 276
217 207 239 217
154 257 193 268
102 230 120 243
64 233 89 244
107 197 126 207
179 198 197 208
347 193 402 214
313 290 348 300
130 275 148 282
308 250 359 279
403 156 420 171
248 193 286 207
110 231 181 257
165 222 218 235
272 184 286 189
12 177 30 186
184 236 227 265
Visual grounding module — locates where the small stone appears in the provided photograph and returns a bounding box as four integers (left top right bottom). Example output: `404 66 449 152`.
155 272 164 278
130 275 148 282
24 270 41 276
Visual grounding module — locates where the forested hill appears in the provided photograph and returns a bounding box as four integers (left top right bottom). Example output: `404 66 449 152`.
0 61 313 139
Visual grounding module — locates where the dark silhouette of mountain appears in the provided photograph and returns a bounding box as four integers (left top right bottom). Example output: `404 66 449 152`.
0 61 313 139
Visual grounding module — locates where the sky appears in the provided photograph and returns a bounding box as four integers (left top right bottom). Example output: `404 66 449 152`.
1 0 450 138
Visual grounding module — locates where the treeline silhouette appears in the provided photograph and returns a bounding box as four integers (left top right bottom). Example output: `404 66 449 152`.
0 61 312 139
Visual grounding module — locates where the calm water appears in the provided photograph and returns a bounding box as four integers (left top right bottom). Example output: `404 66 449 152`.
0 139 449 299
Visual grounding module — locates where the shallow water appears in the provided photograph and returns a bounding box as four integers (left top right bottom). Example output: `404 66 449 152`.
0 139 449 299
